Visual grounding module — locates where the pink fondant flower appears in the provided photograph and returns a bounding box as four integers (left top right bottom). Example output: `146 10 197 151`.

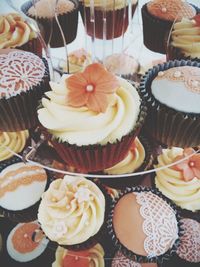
173 148 200 181
66 63 119 113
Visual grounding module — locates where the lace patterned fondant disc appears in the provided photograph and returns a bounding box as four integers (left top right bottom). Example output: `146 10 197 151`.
134 191 179 257
177 218 200 263
0 51 45 99
112 251 141 267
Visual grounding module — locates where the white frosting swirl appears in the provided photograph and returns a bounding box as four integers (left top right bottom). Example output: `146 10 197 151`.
38 75 140 146
155 147 200 212
38 175 105 245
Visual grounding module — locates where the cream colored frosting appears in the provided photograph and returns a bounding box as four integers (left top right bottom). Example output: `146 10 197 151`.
104 137 145 174
52 243 105 267
155 147 200 212
81 0 137 11
0 13 37 49
38 75 140 146
28 0 75 19
0 130 29 161
171 18 200 58
38 175 105 245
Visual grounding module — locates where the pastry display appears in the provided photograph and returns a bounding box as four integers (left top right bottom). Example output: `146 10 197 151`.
0 49 50 132
141 0 197 54
0 161 48 222
108 187 180 262
0 13 42 55
22 0 79 47
38 175 105 247
155 147 200 212
80 0 138 39
38 62 146 172
0 130 29 162
140 61 200 148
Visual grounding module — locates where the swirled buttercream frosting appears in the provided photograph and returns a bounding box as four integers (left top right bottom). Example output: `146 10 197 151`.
0 50 45 99
28 0 75 19
38 71 140 146
38 175 105 245
0 13 37 49
0 130 29 161
52 243 105 267
171 17 200 58
104 137 145 174
147 0 196 21
155 147 200 212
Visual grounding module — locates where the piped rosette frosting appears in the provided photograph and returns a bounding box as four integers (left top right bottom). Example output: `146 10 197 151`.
0 130 29 161
38 63 140 146
38 175 105 245
171 15 200 58
155 147 200 212
0 13 37 49
0 162 47 211
52 243 105 267
104 137 145 175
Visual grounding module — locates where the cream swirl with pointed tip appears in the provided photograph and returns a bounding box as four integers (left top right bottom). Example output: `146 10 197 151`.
104 137 145 175
38 75 140 146
171 18 200 58
155 147 200 212
52 243 105 267
0 131 29 161
0 13 37 49
38 175 105 245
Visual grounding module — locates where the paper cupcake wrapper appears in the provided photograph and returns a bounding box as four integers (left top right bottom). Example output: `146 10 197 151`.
107 186 182 264
21 0 79 48
140 59 200 148
44 97 146 173
0 58 50 132
18 37 43 57
98 135 153 189
167 44 200 63
80 3 137 40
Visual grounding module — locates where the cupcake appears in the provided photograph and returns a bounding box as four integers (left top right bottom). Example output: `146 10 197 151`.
6 221 50 264
0 49 50 132
0 130 29 162
0 161 48 222
38 63 146 172
104 53 140 82
38 175 106 249
167 15 200 61
140 60 200 148
102 136 152 189
154 147 200 215
80 0 138 40
0 13 42 56
22 0 79 48
59 48 92 74
52 243 105 266
141 0 197 54
112 251 158 267
176 218 200 263
107 187 180 263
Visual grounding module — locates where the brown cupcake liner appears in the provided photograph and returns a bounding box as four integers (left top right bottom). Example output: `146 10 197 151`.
80 2 137 40
42 97 146 173
107 186 183 264
167 44 200 62
96 135 153 190
140 59 200 148
0 58 50 132
21 0 79 48
18 37 43 57
0 158 53 223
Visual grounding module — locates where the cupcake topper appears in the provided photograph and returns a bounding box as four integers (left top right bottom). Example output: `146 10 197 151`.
66 63 120 113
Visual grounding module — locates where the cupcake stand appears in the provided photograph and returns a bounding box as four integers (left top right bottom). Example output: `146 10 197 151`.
0 0 200 266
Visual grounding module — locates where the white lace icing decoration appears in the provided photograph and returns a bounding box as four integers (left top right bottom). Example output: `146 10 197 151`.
134 191 179 257
112 251 141 267
0 51 45 99
177 218 200 263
